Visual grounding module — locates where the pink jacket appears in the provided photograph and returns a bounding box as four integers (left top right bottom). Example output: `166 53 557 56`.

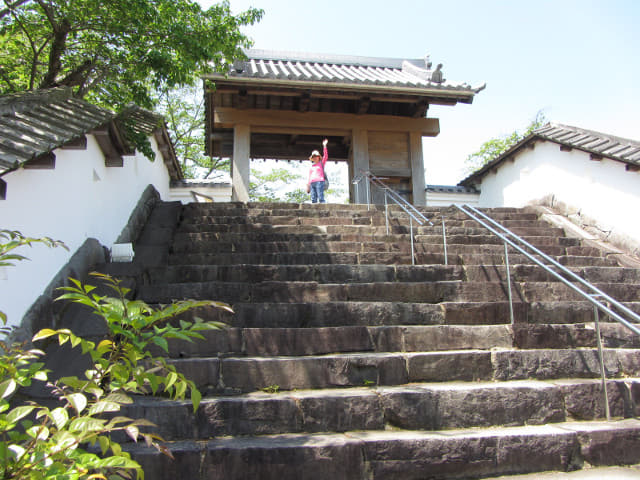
308 146 328 185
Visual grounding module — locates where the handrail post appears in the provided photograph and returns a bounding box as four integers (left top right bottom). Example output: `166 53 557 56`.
591 299 611 420
504 241 515 325
384 190 389 235
366 177 371 211
410 216 415 266
442 217 448 266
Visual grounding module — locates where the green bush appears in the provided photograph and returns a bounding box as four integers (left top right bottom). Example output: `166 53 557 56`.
0 230 230 479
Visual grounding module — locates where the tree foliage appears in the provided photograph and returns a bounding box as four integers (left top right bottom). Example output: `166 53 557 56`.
0 0 263 110
464 111 548 175
154 84 229 179
249 164 346 203
250 166 307 203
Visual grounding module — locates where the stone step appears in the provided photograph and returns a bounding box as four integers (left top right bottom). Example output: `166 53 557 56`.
483 465 640 479
138 280 640 305
148 263 635 285
197 244 599 260
173 230 576 246
121 379 640 441
146 264 466 285
156 300 640 329
168 348 640 393
139 280 512 304
175 222 565 238
165 251 616 267
157 324 514 358
178 215 547 231
126 419 640 480
150 263 640 285
472 265 640 284
180 203 537 220
154 323 640 359
521 282 640 303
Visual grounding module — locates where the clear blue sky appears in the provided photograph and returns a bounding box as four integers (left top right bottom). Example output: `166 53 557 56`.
201 0 640 185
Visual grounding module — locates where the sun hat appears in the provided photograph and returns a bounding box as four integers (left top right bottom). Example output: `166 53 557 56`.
309 150 321 160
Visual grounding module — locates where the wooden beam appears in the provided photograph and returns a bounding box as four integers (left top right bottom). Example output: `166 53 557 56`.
0 178 6 200
242 126 350 137
626 164 640 172
590 153 603 161
214 108 440 136
24 152 55 169
370 167 412 177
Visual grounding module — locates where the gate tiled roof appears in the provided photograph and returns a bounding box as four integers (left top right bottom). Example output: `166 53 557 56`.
212 49 485 100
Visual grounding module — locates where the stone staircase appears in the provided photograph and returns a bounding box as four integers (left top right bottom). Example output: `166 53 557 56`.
108 202 640 479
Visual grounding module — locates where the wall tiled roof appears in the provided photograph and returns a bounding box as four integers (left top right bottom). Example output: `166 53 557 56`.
427 184 479 194
0 88 113 173
217 49 484 96
535 123 640 165
0 88 181 179
460 123 640 187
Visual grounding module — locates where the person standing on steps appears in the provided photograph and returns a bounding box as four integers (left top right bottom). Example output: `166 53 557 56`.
307 138 329 203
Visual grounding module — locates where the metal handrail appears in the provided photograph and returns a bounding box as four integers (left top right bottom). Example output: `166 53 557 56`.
352 171 438 265
353 171 433 226
456 203 640 421
456 204 640 336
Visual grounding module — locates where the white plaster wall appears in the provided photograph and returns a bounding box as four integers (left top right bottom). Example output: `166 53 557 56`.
426 191 480 207
0 135 172 328
169 184 232 204
477 141 640 242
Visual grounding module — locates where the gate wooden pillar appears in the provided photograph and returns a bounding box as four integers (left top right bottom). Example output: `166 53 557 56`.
410 131 426 206
231 124 250 202
351 129 370 204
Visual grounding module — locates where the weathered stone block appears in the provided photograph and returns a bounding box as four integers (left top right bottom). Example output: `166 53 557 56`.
570 420 640 466
196 395 302 436
221 354 407 392
201 435 366 480
242 326 372 356
294 389 384 432
358 432 498 479
407 351 493 382
558 379 631 420
492 349 620 381
430 383 565 429
169 357 220 390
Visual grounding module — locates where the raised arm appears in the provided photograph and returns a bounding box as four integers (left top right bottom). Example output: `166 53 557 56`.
322 139 328 166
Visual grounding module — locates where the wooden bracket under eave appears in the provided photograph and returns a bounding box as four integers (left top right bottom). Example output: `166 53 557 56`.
92 126 123 167
61 135 88 150
590 153 603 161
626 164 640 172
0 178 6 200
24 152 56 169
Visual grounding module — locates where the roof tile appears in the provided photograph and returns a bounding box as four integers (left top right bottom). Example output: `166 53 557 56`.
215 49 483 95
